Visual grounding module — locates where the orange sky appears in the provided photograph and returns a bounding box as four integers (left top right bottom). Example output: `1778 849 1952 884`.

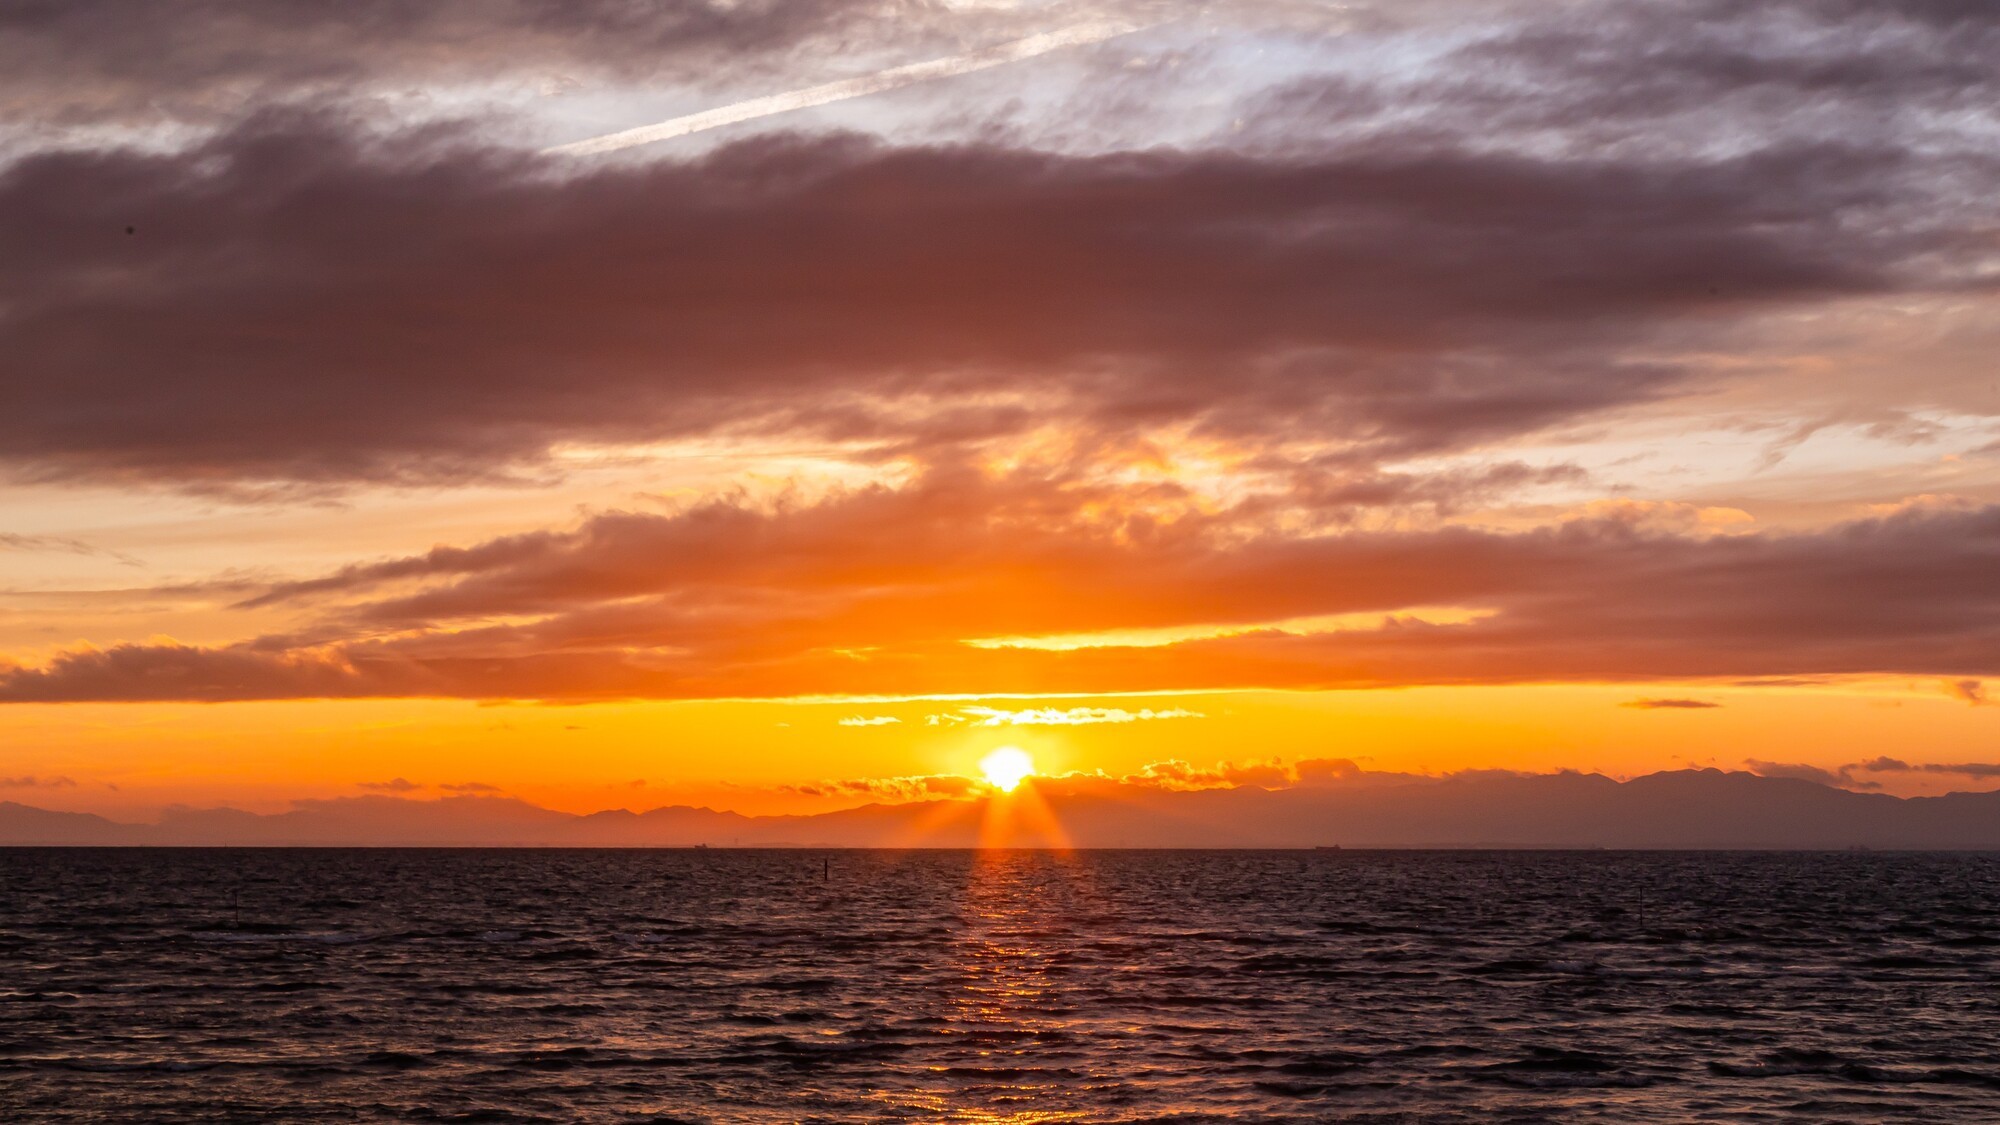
4 679 1994 816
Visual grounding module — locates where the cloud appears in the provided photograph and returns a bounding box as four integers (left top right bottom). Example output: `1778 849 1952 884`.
0 0 971 127
547 18 1158 156
1621 698 1721 710
1294 758 1365 785
837 715 901 726
1568 501 1754 536
1847 756 2000 781
1899 761 2000 780
0 0 1990 499
1117 758 1292 791
1 533 90 554
0 775 77 788
0 105 1961 491
1254 0 2000 165
6 490 2000 703
821 755 1445 799
1122 759 1220 788
1743 760 1848 787
440 781 500 793
1926 763 2000 779
1220 761 1293 789
1105 756 1533 794
0 533 141 566
775 755 1458 804
1944 679 1989 706
779 773 977 801
1752 755 2000 790
358 777 422 793
946 705 1205 726
0 643 387 702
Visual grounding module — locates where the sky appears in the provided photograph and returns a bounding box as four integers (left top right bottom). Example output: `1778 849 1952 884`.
2 0 1998 819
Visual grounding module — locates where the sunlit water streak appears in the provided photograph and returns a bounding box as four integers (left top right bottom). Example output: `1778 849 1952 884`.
4 849 2000 1121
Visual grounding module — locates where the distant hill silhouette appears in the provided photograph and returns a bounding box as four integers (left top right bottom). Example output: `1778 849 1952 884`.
6 769 1999 848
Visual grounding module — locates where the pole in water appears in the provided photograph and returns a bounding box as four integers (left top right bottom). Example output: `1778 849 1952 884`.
823 857 829 882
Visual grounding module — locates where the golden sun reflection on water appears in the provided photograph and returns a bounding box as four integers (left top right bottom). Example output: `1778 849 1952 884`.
868 852 1099 1123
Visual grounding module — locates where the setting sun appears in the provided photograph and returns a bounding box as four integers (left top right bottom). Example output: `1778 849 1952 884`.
979 747 1037 793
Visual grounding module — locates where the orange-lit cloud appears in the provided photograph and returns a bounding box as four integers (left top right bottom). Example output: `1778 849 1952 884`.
939 706 1205 726
5 485 1998 703
777 773 979 802
1944 679 1989 706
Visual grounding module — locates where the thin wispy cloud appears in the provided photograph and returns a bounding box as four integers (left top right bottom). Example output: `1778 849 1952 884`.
0 775 78 789
938 706 1207 727
545 18 1158 157
0 533 141 567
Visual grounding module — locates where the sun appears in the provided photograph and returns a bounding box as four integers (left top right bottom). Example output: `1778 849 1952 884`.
979 746 1037 793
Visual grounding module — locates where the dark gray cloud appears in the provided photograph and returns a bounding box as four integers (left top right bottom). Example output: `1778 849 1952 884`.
1622 698 1722 710
0 111 1965 490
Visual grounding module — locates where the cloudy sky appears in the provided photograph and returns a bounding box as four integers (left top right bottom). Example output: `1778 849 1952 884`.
2 0 1998 816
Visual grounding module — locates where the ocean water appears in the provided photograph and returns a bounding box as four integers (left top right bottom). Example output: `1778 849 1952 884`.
4 850 2000 1123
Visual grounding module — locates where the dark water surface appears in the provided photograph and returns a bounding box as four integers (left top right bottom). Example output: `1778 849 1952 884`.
5 849 2000 1122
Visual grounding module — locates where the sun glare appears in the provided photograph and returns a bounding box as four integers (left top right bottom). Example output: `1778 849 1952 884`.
979 746 1037 793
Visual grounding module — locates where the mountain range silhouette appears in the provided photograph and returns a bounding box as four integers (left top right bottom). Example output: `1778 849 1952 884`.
8 769 2000 848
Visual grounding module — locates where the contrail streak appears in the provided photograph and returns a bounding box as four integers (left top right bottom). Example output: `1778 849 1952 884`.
544 18 1153 157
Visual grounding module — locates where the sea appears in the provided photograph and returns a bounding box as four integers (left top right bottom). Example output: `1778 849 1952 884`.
4 849 2000 1122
